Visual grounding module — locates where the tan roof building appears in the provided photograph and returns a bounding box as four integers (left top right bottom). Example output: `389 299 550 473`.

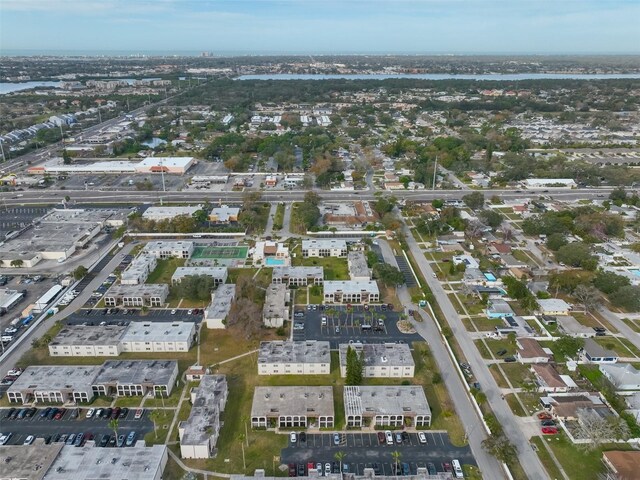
603 451 640 480
531 364 569 393
517 338 551 364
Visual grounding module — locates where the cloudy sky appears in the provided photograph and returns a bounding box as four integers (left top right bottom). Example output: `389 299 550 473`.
1 0 639 54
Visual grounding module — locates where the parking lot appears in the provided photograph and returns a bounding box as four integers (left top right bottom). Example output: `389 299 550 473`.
281 432 475 475
293 305 421 348
0 407 153 446
65 308 202 326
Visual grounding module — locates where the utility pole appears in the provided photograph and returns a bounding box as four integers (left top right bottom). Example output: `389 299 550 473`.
160 159 166 192
98 108 102 124
0 139 6 162
432 156 438 191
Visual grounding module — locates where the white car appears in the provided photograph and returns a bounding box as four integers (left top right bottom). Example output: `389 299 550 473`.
290 432 297 444
187 309 193 315
23 435 35 445
86 408 95 419
418 432 427 444
171 309 177 315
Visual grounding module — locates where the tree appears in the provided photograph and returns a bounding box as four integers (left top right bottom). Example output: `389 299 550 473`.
593 270 630 295
10 259 23 268
555 243 598 270
62 149 72 165
334 451 346 473
149 410 163 439
482 433 518 463
345 346 364 385
609 186 627 203
573 408 630 450
372 263 405 286
546 233 568 251
478 209 504 229
554 335 584 360
73 265 88 280
462 191 485 210
108 418 119 442
573 284 600 312
391 451 402 474
549 270 594 295
239 433 247 470
610 285 640 311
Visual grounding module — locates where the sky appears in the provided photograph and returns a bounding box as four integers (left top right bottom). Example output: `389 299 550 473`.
1 0 639 55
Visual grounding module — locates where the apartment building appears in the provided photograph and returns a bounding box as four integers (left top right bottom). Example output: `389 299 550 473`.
323 280 379 304
171 266 227 285
143 240 194 259
251 386 334 429
347 251 371 281
302 239 347 258
103 284 169 308
48 324 127 357
339 343 414 378
92 360 179 397
258 341 331 375
263 283 290 328
204 284 236 329
271 266 324 287
121 254 157 285
344 385 431 428
120 322 196 353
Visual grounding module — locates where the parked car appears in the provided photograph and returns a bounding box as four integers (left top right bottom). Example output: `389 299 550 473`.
125 431 136 447
74 433 84 447
395 432 402 444
40 407 52 419
54 409 66 420
496 349 507 356
541 420 556 427
23 435 35 445
537 412 552 420
418 432 427 444
385 430 393 445
290 432 297 444
504 356 516 363
95 408 104 419
134 409 144 420
325 463 331 476
99 435 110 447
0 433 13 445
377 432 386 444
288 464 296 477
86 408 95 419
119 408 129 419
542 427 558 435
65 434 76 445
442 462 452 473
427 463 437 475
333 433 340 445
117 434 125 447
401 463 410 475
401 431 409 443
297 464 305 476
5 408 16 419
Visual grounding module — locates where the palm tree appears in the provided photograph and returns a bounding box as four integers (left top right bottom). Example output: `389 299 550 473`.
334 451 346 474
149 410 163 440
108 418 119 441
239 433 246 470
391 450 402 474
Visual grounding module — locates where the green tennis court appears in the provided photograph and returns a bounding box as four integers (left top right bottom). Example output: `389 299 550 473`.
191 245 248 259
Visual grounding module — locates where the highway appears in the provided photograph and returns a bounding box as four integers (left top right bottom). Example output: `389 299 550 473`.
0 187 616 206
402 218 550 480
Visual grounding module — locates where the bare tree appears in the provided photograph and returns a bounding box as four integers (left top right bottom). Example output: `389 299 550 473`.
574 408 630 450
573 285 600 312
465 221 485 240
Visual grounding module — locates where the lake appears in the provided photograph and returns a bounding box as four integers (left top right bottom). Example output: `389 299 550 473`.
238 73 640 81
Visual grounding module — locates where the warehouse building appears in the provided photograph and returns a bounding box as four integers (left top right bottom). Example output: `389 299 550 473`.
92 360 179 397
339 343 415 378
103 284 169 307
347 251 371 281
263 283 290 328
0 288 25 312
142 205 203 222
344 385 431 428
251 386 334 429
258 341 331 375
302 239 347 258
204 284 236 329
7 365 101 404
135 156 195 175
323 280 380 304
179 375 228 459
271 266 324 286
48 324 127 357
171 266 227 285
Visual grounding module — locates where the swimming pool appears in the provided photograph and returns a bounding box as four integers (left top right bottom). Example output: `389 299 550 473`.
630 269 640 277
265 258 286 266
483 272 497 282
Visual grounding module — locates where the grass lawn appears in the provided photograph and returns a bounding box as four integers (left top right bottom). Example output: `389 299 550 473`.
474 340 491 359
484 337 518 357
294 287 308 305
500 362 535 387
144 409 174 445
488 364 509 389
621 318 640 333
146 258 186 284
273 203 285 230
505 393 527 416
467 316 504 331
309 285 323 305
296 256 349 280
530 437 565 480
593 336 640 358
199 328 264 367
114 396 144 408
511 249 534 266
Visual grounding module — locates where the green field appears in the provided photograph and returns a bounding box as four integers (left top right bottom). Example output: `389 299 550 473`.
192 245 248 259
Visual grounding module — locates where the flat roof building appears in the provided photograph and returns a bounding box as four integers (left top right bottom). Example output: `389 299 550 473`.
43 444 168 480
103 283 169 308
0 443 63 480
7 365 101 404
142 205 202 222
0 288 24 312
179 375 228 459
302 239 347 258
258 341 331 375
209 205 240 223
48 324 127 357
347 251 371 281
143 240 194 259
263 283 290 328
135 156 195 175
121 321 196 353
271 266 323 287
556 315 595 338
92 360 179 397
171 266 227 285
537 298 571 316
121 254 157 285
324 280 380 304
344 385 431 428
339 343 415 378
251 386 334 429
204 284 236 329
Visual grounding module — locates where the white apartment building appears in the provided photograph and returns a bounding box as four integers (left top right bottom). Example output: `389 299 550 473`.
323 280 380 304
271 266 324 286
344 385 431 428
347 251 371 281
143 241 194 259
103 284 169 307
120 322 196 353
48 324 127 357
121 254 157 285
171 266 227 285
263 283 290 328
204 284 236 329
339 343 414 378
258 341 331 375
302 239 347 258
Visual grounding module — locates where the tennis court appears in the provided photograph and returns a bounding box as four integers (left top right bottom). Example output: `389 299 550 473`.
191 245 248 260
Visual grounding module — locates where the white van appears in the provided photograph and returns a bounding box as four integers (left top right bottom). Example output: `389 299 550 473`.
452 459 464 478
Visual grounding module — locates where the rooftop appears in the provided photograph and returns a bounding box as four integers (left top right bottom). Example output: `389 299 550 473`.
43 444 167 480
324 280 379 295
142 205 202 220
206 284 236 319
93 360 178 387
532 364 567 389
556 315 593 335
251 386 334 418
210 205 240 222
258 341 330 365
105 283 169 298
180 375 228 447
339 343 414 368
0 442 63 480
537 298 571 312
344 385 431 418
143 240 194 253
583 338 618 359
302 239 347 250
49 324 127 347
121 321 195 345
517 338 550 359
136 156 194 168
347 251 370 279
172 266 227 280
263 283 288 318
603 451 640 480
271 266 323 280
8 365 101 393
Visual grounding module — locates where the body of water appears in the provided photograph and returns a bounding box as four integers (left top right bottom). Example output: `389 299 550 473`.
238 73 640 81
142 137 167 148
0 78 163 95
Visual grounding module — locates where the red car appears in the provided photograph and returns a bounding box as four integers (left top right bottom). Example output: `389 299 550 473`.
54 409 66 420
442 462 452 473
537 412 552 420
541 427 558 435
377 432 386 444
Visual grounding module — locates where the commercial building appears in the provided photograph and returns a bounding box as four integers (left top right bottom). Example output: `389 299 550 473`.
258 341 331 375
271 266 324 286
302 239 347 258
524 178 577 189
171 266 227 285
251 386 334 429
103 284 169 308
92 360 179 397
121 254 157 285
0 443 63 480
179 375 228 459
43 444 168 480
209 205 240 223
323 280 380 304
347 251 371 281
263 283 290 328
120 321 196 353
7 365 101 404
143 240 194 259
142 205 203 221
321 201 378 227
599 363 640 390
0 288 25 312
135 156 195 175
339 343 415 378
344 385 431 428
204 284 236 329
49 324 127 357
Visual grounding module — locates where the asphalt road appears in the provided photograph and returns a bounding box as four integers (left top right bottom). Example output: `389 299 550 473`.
402 218 550 480
281 432 474 475
64 308 202 326
0 407 152 445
